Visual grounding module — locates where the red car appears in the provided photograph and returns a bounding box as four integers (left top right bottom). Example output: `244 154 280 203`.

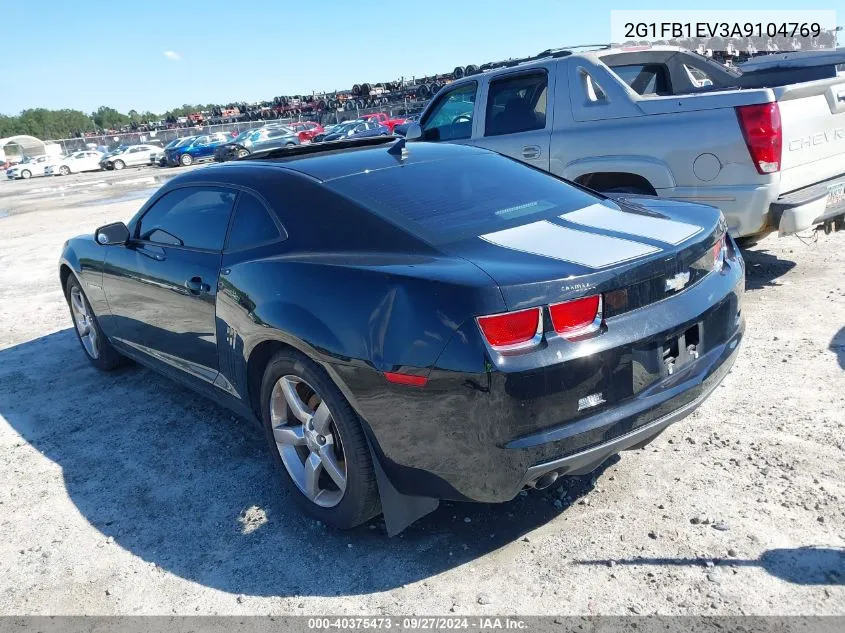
288 121 324 143
359 112 407 133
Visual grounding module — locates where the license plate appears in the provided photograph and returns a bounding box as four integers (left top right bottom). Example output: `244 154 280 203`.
827 183 845 208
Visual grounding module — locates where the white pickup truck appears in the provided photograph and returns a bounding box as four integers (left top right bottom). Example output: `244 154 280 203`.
406 45 845 239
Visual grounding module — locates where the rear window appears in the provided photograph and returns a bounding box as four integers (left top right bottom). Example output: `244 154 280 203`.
610 64 672 95
327 154 601 245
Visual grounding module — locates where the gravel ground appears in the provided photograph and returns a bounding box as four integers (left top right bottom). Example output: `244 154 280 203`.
0 179 843 616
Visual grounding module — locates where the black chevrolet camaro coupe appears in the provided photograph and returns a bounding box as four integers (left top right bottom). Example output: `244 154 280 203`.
59 137 745 533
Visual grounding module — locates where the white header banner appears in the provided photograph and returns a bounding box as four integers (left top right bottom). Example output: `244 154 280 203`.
610 10 838 51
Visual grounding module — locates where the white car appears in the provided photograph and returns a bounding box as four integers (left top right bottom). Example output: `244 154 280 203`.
45 150 104 176
100 144 160 170
5 155 60 180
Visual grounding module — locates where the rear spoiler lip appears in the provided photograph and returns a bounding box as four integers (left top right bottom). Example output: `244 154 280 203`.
739 48 845 73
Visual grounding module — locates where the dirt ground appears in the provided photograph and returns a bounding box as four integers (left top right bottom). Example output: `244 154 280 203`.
0 172 843 616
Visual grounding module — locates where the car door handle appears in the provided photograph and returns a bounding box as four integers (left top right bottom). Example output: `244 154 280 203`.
186 277 210 294
522 145 541 160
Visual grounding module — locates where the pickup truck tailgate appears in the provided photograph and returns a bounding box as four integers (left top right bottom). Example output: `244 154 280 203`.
776 78 845 194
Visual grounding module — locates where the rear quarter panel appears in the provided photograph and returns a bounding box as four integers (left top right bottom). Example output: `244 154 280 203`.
213 251 504 415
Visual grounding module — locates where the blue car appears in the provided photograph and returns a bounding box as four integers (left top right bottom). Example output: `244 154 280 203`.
165 132 231 167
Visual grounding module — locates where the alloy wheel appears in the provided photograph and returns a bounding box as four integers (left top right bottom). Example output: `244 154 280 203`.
270 375 347 507
69 285 99 359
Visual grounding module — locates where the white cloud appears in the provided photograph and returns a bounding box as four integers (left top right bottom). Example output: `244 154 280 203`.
163 51 181 61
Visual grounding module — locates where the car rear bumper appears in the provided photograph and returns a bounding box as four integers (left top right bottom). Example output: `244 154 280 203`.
771 174 845 234
342 244 746 504
515 322 741 491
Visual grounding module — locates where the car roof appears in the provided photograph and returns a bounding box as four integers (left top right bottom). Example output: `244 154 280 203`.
189 141 492 183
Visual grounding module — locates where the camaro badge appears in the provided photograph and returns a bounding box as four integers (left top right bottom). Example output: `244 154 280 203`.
665 271 691 292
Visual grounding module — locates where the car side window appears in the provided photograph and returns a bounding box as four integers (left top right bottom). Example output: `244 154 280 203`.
421 82 477 141
137 187 237 251
226 193 285 251
485 72 548 137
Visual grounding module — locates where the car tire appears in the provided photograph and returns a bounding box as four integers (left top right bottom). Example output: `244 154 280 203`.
64 274 126 372
112 159 125 171
59 166 71 176
180 154 193 166
21 169 31 179
259 348 381 529
285 142 296 147
236 148 250 159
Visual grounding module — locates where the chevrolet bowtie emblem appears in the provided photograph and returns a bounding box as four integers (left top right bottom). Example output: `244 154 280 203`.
665 271 691 292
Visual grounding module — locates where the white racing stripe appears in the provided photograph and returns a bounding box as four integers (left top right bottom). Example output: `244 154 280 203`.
480 220 660 269
562 203 701 245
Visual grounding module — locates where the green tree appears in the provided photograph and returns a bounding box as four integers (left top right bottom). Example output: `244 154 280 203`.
91 105 129 130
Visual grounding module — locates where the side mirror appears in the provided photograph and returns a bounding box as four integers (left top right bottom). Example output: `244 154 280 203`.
95 222 130 246
405 122 423 141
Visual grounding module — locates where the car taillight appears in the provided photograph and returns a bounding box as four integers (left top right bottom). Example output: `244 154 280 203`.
736 103 782 174
477 307 542 350
549 295 602 338
712 234 728 271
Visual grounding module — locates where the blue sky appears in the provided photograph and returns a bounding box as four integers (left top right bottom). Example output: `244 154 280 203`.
0 0 840 115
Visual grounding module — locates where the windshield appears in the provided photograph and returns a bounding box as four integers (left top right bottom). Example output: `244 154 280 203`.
233 130 255 143
328 153 602 245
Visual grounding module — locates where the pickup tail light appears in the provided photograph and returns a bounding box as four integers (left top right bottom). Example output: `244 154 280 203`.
477 307 542 351
549 295 602 338
735 103 782 174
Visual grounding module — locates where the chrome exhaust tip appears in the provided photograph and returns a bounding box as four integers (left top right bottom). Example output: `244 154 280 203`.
532 471 559 490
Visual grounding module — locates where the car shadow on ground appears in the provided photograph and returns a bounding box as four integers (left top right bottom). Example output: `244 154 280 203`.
0 329 614 598
576 547 845 585
830 327 845 370
740 244 796 292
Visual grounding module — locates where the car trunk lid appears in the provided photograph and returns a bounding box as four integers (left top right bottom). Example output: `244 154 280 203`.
442 196 725 312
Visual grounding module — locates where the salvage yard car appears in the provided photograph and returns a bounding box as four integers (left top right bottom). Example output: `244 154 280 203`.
59 137 744 534
406 44 845 240
150 137 193 167
213 126 300 162
46 150 104 176
165 132 230 166
100 144 160 170
318 119 390 142
6 155 59 179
